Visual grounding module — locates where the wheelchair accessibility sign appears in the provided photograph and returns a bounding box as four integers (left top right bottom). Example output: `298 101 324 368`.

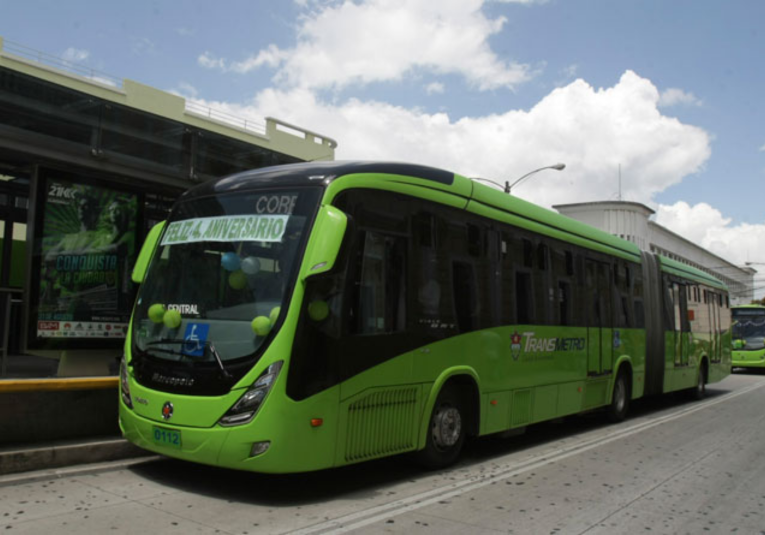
183 323 210 357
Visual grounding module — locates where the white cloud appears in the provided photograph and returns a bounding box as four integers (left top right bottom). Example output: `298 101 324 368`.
562 64 578 78
658 88 703 108
198 52 226 70
759 143 765 152
655 202 765 268
199 45 287 73
425 82 445 95
190 70 710 211
62 47 89 63
189 2 752 290
131 37 155 56
230 45 288 73
172 82 199 99
200 0 533 91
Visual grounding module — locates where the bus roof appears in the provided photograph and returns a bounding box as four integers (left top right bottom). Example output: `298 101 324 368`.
657 255 727 290
183 161 728 292
180 161 455 201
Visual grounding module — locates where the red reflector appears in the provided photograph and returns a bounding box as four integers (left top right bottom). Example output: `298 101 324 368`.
310 418 323 427
490 399 498 406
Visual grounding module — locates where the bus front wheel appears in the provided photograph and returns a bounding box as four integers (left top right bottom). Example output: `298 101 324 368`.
417 387 466 469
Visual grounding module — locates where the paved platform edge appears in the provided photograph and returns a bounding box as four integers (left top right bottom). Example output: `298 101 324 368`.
0 438 156 481
0 455 161 487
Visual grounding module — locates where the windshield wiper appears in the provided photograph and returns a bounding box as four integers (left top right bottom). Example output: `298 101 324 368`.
146 339 232 379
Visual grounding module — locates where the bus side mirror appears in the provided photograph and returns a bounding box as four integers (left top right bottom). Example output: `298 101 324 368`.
302 205 347 279
132 221 166 284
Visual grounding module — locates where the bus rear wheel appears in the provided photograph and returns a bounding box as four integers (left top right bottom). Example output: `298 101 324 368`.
690 362 707 400
417 387 466 469
607 370 630 423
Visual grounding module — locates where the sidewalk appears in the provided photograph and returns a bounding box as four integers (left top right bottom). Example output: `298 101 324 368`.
0 436 152 478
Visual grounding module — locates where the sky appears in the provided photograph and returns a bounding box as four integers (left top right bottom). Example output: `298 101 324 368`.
3 0 765 284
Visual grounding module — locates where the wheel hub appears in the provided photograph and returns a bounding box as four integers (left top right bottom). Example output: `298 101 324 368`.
432 405 462 449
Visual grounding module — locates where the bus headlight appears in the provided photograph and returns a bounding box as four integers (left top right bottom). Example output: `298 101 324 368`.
219 361 283 426
120 358 133 409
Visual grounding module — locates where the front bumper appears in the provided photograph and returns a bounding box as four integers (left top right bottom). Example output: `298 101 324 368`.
732 351 765 368
118 397 338 474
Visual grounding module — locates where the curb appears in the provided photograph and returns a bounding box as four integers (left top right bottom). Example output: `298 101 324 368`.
0 455 161 488
0 437 153 479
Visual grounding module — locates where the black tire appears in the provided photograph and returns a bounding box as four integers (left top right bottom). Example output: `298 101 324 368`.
690 362 707 400
606 370 630 423
417 387 466 469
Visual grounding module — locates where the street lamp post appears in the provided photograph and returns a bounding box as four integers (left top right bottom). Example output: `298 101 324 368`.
505 163 566 194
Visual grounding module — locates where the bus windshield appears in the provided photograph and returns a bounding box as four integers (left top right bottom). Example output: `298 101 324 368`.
732 309 765 350
131 188 320 384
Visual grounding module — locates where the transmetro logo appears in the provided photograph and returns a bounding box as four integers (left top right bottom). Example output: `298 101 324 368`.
510 331 522 360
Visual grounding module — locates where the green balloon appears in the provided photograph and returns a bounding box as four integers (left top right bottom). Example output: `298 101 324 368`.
269 306 281 324
308 300 329 322
148 303 166 324
163 309 182 329
229 270 247 290
251 316 271 336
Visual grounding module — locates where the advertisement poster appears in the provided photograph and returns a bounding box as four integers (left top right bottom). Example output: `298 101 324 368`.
35 179 138 341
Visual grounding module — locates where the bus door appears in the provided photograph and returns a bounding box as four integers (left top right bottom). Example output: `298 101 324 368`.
671 282 691 366
586 259 613 375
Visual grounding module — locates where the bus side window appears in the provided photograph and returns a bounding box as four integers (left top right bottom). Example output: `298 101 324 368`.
552 246 572 326
499 231 515 325
663 276 676 332
452 261 477 332
350 231 406 335
513 235 536 325
633 266 645 328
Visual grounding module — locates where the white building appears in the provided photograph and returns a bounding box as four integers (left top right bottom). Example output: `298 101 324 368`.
554 201 755 305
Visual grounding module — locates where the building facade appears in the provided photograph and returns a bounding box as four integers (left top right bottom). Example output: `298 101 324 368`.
0 36 336 380
554 200 755 305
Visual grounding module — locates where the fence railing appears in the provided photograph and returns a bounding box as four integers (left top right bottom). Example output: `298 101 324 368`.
185 100 268 136
2 39 123 88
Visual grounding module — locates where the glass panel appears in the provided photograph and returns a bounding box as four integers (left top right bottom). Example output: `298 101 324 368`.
732 310 765 350
34 178 139 343
133 188 320 366
0 67 98 147
352 232 406 335
196 131 300 178
101 105 186 171
0 220 5 284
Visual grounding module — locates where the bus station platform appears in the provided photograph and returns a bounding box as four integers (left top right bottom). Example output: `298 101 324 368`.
0 436 151 478
0 376 150 477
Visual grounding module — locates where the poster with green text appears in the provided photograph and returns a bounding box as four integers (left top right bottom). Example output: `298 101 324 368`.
36 179 138 341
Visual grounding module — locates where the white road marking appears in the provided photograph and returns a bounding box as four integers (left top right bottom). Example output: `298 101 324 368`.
291 382 764 535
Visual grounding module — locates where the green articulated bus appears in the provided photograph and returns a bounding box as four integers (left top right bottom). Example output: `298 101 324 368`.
119 161 732 473
732 305 765 369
